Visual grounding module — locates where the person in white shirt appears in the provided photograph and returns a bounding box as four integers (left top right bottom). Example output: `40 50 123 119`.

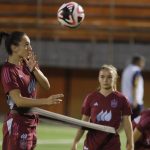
121 56 145 120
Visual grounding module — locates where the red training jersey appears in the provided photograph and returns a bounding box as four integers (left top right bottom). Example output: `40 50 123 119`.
133 109 150 150
82 91 132 150
1 62 36 110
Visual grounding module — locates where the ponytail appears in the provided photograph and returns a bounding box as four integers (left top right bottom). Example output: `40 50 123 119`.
0 32 9 45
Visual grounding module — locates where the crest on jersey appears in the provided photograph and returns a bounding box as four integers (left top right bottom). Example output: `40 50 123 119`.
20 133 28 149
111 99 118 108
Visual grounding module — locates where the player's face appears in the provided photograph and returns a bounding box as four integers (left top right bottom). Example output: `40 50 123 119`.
139 59 145 70
15 35 32 58
98 69 115 90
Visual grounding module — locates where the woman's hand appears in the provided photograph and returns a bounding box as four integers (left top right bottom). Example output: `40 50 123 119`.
126 142 134 150
71 143 77 150
46 94 64 105
24 52 38 72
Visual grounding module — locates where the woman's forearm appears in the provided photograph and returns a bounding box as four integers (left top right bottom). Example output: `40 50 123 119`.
33 67 50 90
123 116 134 150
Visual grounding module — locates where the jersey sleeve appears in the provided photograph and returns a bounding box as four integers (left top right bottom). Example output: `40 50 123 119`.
136 114 149 132
81 94 91 116
122 96 132 116
1 67 19 94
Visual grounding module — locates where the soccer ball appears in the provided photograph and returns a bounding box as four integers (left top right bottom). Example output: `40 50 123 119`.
57 2 85 28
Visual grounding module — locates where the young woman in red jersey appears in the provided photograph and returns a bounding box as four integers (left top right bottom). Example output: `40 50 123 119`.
0 31 63 150
71 65 134 150
132 108 150 150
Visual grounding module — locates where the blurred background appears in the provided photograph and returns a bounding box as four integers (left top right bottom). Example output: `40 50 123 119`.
0 0 150 119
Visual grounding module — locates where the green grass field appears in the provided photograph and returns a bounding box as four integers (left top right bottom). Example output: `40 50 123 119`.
0 121 126 150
